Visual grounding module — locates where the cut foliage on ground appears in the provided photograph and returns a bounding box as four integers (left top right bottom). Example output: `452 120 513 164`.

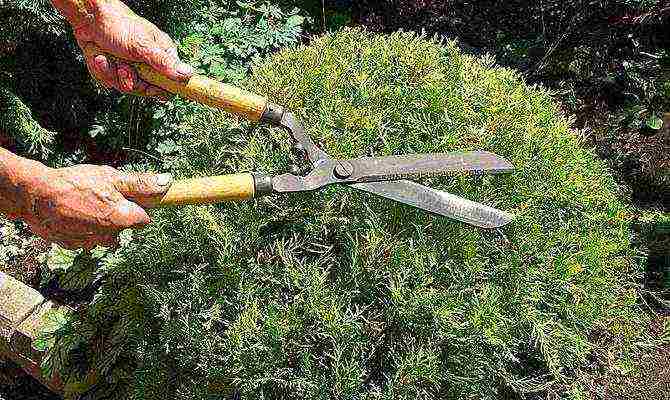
29 29 667 400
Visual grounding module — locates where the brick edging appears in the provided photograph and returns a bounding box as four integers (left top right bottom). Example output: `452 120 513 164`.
0 272 66 393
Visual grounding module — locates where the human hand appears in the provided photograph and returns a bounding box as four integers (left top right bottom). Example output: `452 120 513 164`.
20 164 172 250
68 0 193 98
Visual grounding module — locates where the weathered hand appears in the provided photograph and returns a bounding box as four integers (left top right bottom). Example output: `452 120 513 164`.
70 0 193 98
21 165 171 250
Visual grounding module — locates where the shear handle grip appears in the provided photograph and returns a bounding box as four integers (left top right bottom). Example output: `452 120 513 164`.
86 46 268 122
136 65 268 122
145 173 258 208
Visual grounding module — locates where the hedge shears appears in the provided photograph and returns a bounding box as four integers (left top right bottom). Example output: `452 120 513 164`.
95 48 515 228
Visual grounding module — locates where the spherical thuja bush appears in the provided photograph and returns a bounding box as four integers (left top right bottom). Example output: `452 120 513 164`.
48 29 652 399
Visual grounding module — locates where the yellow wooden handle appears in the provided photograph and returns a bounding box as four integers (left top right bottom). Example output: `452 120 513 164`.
149 173 256 207
84 45 269 121
135 65 268 122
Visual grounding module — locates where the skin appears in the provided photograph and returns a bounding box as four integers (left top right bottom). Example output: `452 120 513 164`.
52 0 193 97
0 0 193 249
0 148 172 250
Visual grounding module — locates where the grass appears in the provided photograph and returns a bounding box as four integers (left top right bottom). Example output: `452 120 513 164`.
35 28 667 399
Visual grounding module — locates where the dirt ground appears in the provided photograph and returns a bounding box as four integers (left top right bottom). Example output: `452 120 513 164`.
582 342 670 400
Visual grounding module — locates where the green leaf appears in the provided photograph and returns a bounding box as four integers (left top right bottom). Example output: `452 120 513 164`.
645 115 663 130
33 336 51 352
156 139 180 155
286 15 304 28
153 107 166 120
88 124 105 138
46 245 80 272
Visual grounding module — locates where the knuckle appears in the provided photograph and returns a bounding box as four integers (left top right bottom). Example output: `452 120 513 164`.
101 165 118 176
73 26 92 41
136 174 154 190
148 48 176 71
127 34 148 60
117 82 134 93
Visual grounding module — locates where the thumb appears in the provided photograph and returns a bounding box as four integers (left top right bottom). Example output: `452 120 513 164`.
110 199 151 229
115 173 173 208
146 46 194 82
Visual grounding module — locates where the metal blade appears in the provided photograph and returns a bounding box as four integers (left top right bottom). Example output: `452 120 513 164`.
273 151 514 193
352 180 514 228
347 151 514 182
280 112 329 165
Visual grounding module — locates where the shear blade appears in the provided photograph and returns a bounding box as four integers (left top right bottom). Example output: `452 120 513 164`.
348 151 513 182
352 180 514 228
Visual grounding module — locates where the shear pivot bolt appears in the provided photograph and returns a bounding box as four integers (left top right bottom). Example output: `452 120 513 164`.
334 161 354 179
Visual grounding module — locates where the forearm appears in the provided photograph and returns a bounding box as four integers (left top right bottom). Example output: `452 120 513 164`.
0 148 47 218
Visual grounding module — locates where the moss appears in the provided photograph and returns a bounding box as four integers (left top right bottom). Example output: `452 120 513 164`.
45 29 659 399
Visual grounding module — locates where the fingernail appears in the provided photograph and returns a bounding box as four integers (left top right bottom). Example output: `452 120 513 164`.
176 62 193 78
156 173 173 186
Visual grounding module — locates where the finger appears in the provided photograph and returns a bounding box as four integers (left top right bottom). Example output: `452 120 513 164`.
5 212 19 221
27 222 94 244
116 63 138 93
109 199 152 230
132 79 172 101
79 41 102 82
114 172 173 207
26 223 87 245
26 222 52 242
80 234 119 251
87 54 119 90
144 45 193 82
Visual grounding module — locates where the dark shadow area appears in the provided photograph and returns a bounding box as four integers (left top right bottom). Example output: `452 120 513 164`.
0 361 60 400
0 7 154 167
633 216 670 313
647 251 669 292
645 225 670 306
9 32 98 137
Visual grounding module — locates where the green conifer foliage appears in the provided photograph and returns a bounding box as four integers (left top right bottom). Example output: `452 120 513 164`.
0 86 55 159
42 29 659 399
0 0 66 41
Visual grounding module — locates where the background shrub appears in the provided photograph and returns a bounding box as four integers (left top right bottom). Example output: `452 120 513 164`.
352 0 670 205
38 28 664 400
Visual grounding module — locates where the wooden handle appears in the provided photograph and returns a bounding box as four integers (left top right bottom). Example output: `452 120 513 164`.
135 65 268 122
85 45 269 121
148 173 256 207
